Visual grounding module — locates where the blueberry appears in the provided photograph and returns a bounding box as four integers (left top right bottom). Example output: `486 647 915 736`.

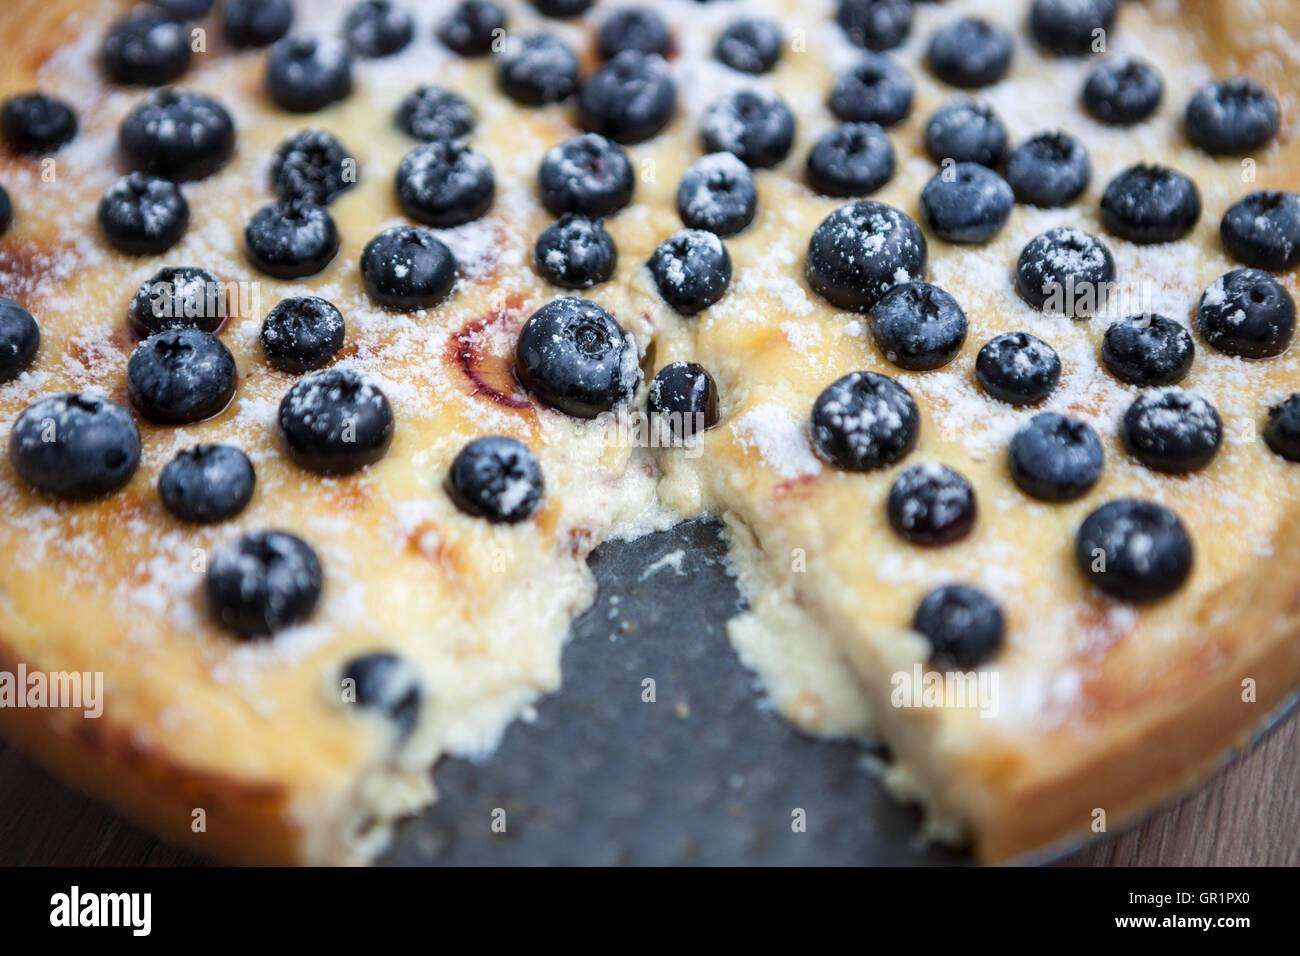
806 122 895 198
244 200 340 279
1008 412 1103 502
1029 0 1117 56
260 296 346 372
1081 56 1163 125
9 393 141 500
0 297 39 384
98 172 189 255
395 87 475 143
1122 388 1222 474
437 1 506 56
599 7 670 59
151 0 215 20
810 370 919 471
340 653 422 739
923 99 1007 167
887 463 976 546
805 200 927 312
128 267 228 339
1220 191 1300 272
344 1 414 58
1014 226 1115 317
1 92 77 155
533 214 617 289
975 332 1061 405
515 298 637 419
1263 394 1300 462
579 50 677 144
396 140 495 227
1185 78 1280 155
0 184 9 236
701 89 795 168
1004 131 1091 207
222 0 293 48
1099 164 1200 245
266 36 353 113
206 531 323 638
533 0 592 16
1196 268 1295 359
278 369 395 474
647 362 719 441
128 328 236 425
927 17 1012 88
871 281 967 371
1101 314 1194 386
919 162 1013 244
836 0 913 52
446 436 544 523
497 34 579 106
119 89 235 182
159 444 255 523
676 152 757 236
101 14 191 86
270 130 358 205
1076 499 1193 602
716 17 782 74
649 229 733 315
360 226 458 311
537 133 633 218
913 584 1003 670
828 53 913 128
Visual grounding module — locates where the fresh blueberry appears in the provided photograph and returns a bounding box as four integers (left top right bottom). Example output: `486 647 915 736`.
1122 388 1222 474
1081 56 1163 125
340 653 422 739
579 50 677 144
206 531 323 638
1196 268 1295 359
344 1 414 58
1263 394 1300 462
1101 314 1194 386
1 92 77 155
119 89 235 182
806 122 895 198
828 53 913 128
270 129 358 205
1099 164 1200 245
919 162 1013 244
128 328 236 425
887 463 976 546
222 0 293 48
98 172 189 255
1185 78 1280 155
927 17 1012 88
677 152 757 236
151 0 215 20
1014 226 1115 317
923 99 1007 167
244 200 340 279
649 229 733 315
647 362 719 441
101 13 191 86
975 332 1060 405
533 0 592 16
715 17 782 74
1220 191 1300 272
515 298 637 419
0 297 39 384
533 214 617 290
360 226 458 311
913 584 1004 670
266 36 353 113
871 281 967 371
1030 0 1117 56
9 393 141 500
805 200 927 312
537 133 633 218
496 34 579 106
701 89 795 168
1004 131 1091 207
128 267 228 339
437 1 506 56
159 444 255 523
260 296 346 372
396 140 495 227
395 86 475 143
599 7 670 59
0 184 9 236
836 0 913 52
446 436 545 523
278 369 395 474
810 370 919 471
1008 412 1103 502
1076 499 1193 602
